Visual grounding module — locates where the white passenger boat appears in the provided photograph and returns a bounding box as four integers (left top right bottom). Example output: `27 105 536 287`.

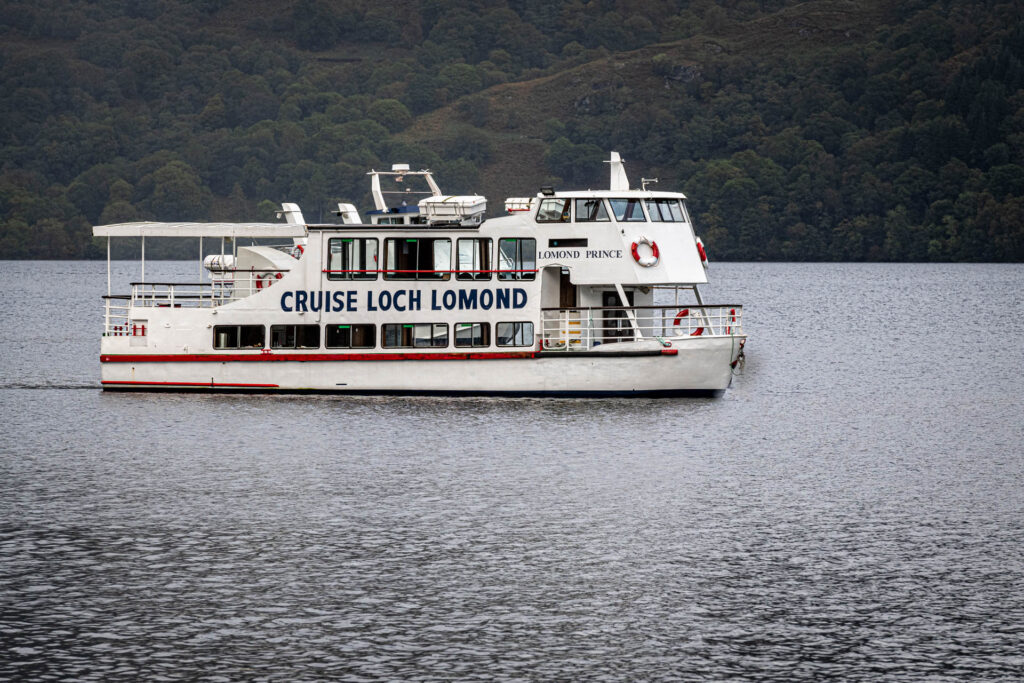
94 153 745 397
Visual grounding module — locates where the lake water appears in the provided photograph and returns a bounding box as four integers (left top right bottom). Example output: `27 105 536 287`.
1 261 1023 680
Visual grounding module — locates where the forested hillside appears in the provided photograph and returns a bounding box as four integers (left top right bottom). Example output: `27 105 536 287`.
1 0 1022 260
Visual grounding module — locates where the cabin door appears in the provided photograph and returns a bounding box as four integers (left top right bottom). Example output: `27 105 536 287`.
559 268 577 308
602 290 634 343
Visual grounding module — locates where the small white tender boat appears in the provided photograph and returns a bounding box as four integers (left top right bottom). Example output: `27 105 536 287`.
95 152 745 396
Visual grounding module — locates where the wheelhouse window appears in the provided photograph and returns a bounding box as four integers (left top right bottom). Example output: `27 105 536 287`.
382 323 449 348
496 322 534 347
574 198 609 222
385 238 451 280
457 238 491 281
271 324 320 349
327 238 378 280
497 238 536 280
609 198 646 221
455 322 490 348
213 325 264 349
644 199 685 222
325 324 375 349
536 198 570 222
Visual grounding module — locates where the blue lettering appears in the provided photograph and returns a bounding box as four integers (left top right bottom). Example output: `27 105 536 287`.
458 289 478 310
496 288 510 309
367 291 377 311
281 291 294 312
409 290 421 311
379 290 392 311
295 290 308 312
431 291 441 310
347 291 357 311
332 291 346 311
513 288 527 309
442 290 456 310
480 289 493 310
310 291 323 312
394 290 407 312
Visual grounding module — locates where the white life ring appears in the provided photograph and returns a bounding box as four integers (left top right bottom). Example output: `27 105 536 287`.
291 244 305 259
631 237 659 267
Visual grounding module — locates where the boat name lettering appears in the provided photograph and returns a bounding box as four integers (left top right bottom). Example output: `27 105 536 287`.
280 288 528 313
538 249 623 259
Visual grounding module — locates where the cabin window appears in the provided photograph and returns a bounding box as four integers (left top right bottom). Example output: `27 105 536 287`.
384 238 451 280
382 323 449 348
574 198 609 222
497 238 536 280
537 198 570 222
455 322 490 348
457 238 491 280
608 198 646 221
496 321 534 347
213 325 264 349
644 199 685 222
327 238 378 280
270 324 320 349
325 324 375 349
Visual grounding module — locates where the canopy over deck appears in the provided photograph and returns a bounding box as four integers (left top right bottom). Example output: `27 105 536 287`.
93 222 307 238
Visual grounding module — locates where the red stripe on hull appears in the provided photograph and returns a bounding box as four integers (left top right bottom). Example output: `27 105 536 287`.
102 380 280 388
100 351 537 363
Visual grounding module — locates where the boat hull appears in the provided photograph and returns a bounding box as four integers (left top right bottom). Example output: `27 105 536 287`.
99 337 743 397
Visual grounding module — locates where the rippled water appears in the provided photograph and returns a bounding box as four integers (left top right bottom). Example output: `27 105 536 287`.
1 261 1023 680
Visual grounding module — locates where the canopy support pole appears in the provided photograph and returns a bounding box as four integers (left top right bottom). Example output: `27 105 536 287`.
615 283 642 339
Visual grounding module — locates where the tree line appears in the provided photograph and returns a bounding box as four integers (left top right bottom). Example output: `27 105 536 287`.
0 0 1021 261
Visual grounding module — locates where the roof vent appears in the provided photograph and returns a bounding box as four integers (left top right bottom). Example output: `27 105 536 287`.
392 163 410 172
540 185 555 196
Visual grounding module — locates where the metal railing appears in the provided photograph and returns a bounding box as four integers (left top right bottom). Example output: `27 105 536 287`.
102 296 131 336
101 269 289 335
540 305 743 351
132 269 289 306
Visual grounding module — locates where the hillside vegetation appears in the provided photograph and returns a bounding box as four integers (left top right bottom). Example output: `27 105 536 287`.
1 0 1022 260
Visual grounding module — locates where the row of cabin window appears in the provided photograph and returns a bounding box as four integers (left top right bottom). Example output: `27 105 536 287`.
212 322 535 350
537 198 687 223
327 237 535 282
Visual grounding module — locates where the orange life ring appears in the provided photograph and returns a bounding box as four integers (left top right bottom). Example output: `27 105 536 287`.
631 237 659 267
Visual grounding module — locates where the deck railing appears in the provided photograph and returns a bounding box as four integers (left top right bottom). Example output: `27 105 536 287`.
540 305 743 351
101 269 289 335
102 296 132 336
133 269 289 305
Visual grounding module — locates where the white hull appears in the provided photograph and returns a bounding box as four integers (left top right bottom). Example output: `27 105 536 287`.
100 337 742 396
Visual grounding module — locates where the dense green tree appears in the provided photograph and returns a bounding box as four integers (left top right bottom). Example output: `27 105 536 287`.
0 0 1022 261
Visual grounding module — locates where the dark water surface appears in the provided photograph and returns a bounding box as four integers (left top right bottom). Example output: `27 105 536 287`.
1 261 1023 681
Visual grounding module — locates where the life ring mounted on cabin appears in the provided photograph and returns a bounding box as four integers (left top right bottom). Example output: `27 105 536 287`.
291 244 305 259
696 237 709 269
255 272 283 290
631 237 660 267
